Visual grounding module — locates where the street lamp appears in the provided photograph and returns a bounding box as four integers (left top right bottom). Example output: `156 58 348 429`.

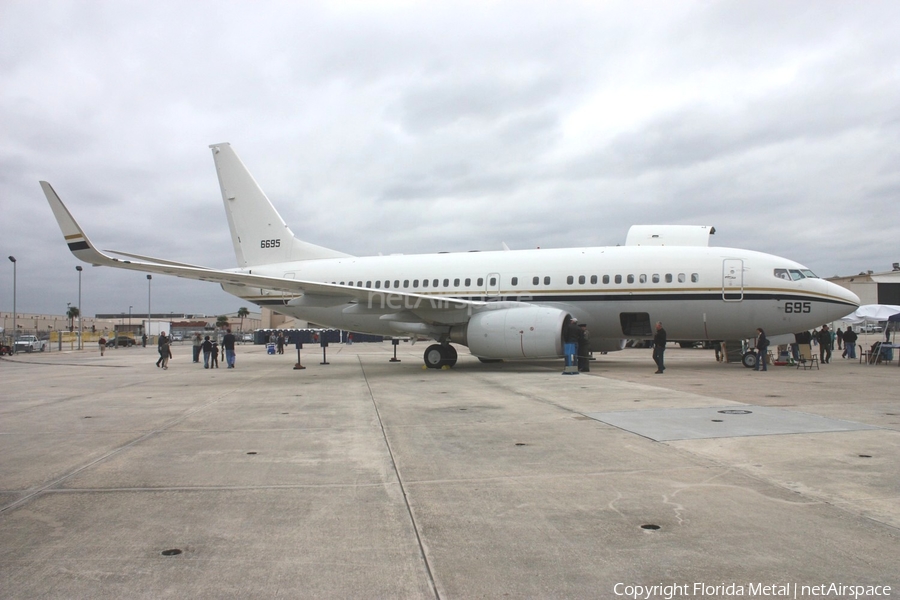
76 266 83 350
128 305 132 330
8 256 16 354
147 275 152 343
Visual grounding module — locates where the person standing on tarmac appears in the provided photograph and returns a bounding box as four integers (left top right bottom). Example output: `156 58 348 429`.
653 321 667 374
192 333 202 363
755 328 769 371
817 325 833 364
201 335 213 368
157 331 170 370
578 323 591 372
223 328 237 368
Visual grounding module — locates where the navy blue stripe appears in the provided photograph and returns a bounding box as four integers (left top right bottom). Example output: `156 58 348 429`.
252 292 855 308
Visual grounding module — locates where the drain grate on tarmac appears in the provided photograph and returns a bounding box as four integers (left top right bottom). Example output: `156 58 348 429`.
584 406 879 441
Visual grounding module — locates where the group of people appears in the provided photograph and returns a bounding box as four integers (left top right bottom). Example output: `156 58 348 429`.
157 329 238 370
753 324 864 371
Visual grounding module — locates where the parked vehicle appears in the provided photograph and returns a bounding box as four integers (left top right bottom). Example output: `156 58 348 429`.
14 335 46 353
106 336 136 347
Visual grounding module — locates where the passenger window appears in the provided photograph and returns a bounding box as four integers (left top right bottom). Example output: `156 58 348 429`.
465 278 471 286
366 281 372 287
602 275 610 284
443 279 449 287
403 280 409 288
615 275 622 284
413 280 419 288
394 280 400 288
511 277 518 286
454 278 460 286
578 275 586 284
627 274 634 284
544 276 551 285
374 281 381 289
567 275 574 285
591 275 598 284
533 276 539 285
652 274 659 283
678 273 686 283
477 277 484 286
433 279 439 287
639 274 647 283
691 273 699 283
665 274 672 283
489 277 496 286
422 279 429 288
383 280 390 288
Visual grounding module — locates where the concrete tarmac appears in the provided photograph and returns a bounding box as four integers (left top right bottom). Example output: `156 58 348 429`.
1 342 898 599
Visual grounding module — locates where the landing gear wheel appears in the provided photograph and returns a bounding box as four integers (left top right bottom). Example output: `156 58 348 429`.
741 351 758 369
423 344 458 369
424 344 445 369
443 344 458 368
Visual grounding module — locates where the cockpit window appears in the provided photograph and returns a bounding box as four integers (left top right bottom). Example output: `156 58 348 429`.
788 269 804 280
801 269 818 279
774 269 790 280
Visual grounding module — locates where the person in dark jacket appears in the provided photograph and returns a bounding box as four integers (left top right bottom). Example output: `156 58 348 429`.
577 323 591 372
755 328 769 371
817 325 833 364
842 326 858 359
201 335 213 368
653 321 667 374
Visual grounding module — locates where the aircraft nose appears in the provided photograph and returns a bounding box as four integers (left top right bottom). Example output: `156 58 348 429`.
824 280 860 318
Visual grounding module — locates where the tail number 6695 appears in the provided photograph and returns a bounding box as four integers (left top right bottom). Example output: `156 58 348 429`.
260 239 281 248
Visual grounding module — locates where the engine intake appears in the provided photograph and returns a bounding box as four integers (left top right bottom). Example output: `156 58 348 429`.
451 306 570 360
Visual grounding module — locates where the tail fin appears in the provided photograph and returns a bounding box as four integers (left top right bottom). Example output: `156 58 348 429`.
209 143 351 267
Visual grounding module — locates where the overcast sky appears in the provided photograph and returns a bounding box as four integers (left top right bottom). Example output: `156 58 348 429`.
2 0 899 320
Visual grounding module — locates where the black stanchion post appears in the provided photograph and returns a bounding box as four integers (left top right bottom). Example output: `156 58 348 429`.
390 338 401 362
320 339 329 365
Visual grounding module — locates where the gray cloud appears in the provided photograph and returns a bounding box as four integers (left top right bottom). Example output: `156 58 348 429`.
2 0 899 317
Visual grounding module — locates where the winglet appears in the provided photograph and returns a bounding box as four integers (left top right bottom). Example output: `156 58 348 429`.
40 181 113 266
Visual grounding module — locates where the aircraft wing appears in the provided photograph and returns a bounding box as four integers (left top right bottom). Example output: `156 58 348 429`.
41 181 485 317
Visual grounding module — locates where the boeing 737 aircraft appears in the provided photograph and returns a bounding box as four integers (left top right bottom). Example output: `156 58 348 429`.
42 143 859 368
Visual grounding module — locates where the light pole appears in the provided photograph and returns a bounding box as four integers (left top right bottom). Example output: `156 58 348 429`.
76 266 83 350
128 305 132 331
8 256 16 354
147 274 152 343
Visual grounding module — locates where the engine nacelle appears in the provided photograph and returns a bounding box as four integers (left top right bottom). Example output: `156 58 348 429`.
455 306 569 360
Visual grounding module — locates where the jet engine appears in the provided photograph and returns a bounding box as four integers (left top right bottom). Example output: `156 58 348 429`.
451 305 569 360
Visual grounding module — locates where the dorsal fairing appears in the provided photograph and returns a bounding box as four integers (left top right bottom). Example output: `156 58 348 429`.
209 143 351 268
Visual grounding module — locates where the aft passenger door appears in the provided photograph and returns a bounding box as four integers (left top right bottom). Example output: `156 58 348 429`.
722 259 743 301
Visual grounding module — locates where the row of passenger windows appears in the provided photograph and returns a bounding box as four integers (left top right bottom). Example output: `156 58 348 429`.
330 273 701 289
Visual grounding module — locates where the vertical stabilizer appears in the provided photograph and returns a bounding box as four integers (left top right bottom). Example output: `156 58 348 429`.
209 143 350 267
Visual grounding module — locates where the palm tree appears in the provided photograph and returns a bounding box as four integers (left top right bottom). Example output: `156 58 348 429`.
237 307 250 332
216 315 230 330
67 306 80 332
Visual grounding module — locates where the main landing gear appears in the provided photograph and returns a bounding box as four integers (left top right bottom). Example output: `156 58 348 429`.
423 344 458 369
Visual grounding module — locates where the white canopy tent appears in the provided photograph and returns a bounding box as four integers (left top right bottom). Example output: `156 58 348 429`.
840 304 900 323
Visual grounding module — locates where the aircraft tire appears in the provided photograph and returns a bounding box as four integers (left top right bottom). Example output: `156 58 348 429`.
741 351 758 369
424 344 445 369
444 344 458 368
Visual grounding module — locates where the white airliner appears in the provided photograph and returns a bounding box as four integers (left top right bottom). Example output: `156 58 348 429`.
41 142 859 369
